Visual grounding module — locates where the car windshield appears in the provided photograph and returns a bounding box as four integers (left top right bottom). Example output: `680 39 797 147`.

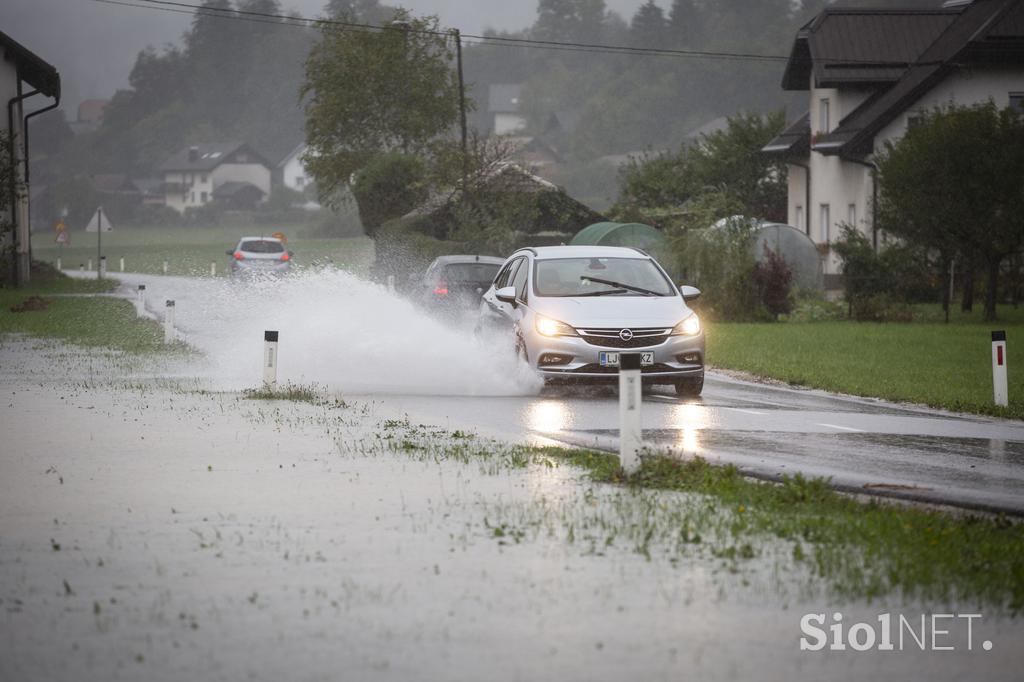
442 263 501 285
239 240 284 253
534 257 675 297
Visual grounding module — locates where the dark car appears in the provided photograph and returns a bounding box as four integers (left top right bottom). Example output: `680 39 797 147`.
415 255 505 319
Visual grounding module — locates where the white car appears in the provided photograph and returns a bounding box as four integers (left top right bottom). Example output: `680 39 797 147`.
226 237 292 277
477 245 705 395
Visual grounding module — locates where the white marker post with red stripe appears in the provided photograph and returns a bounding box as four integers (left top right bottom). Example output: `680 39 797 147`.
619 352 643 474
164 300 175 344
992 330 1008 407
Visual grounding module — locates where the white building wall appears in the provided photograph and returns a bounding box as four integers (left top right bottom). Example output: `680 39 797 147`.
281 149 309 192
0 60 25 266
874 66 1024 153
494 112 527 136
786 163 807 233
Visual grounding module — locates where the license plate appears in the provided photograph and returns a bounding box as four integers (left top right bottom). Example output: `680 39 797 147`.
599 351 654 367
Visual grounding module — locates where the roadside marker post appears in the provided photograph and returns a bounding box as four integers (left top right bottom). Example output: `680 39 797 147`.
162 260 168 275
618 352 643 474
387 275 395 294
210 262 216 277
87 258 93 271
264 331 279 392
993 330 1008 407
56 257 61 271
164 300 175 344
119 257 125 272
99 256 107 278
136 285 146 317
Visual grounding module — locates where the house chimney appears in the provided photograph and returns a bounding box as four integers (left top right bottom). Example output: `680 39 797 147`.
188 146 199 162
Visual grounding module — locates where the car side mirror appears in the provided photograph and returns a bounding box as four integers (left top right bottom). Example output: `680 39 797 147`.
680 285 701 302
288 251 294 257
495 286 517 305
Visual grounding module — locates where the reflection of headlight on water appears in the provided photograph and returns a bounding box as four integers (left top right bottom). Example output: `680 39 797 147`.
670 403 705 453
525 400 571 433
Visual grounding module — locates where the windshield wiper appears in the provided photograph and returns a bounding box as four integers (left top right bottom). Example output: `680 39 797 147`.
572 288 628 297
579 276 660 296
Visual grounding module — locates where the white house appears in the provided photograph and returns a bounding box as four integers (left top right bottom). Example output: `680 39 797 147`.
277 143 310 192
1 30 60 284
763 0 1024 289
158 142 272 213
488 84 528 136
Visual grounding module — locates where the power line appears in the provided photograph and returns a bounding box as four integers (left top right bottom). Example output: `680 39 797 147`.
91 0 792 63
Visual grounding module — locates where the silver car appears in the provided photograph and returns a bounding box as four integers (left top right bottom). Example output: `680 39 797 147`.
226 237 292 277
477 245 705 395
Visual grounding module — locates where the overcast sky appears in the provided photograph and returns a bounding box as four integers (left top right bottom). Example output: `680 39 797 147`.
1 0 651 112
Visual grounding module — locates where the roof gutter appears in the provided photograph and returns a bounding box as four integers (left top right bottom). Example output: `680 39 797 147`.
22 91 61 267
6 84 41 287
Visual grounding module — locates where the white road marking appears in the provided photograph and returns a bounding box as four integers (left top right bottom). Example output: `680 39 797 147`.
818 422 865 433
730 408 766 416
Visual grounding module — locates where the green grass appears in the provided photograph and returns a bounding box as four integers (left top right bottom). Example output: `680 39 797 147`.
535 447 1024 610
0 273 176 353
706 317 1024 419
33 224 375 278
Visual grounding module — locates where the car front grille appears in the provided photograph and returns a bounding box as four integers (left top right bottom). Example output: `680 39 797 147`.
577 327 670 349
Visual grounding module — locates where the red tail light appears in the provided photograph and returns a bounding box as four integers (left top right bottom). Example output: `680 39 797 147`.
433 281 449 296
233 251 244 260
280 252 290 262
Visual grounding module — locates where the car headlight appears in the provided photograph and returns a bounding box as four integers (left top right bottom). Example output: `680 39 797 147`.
536 316 577 337
672 314 701 336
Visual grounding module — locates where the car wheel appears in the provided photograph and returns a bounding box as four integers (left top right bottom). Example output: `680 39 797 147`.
675 373 704 397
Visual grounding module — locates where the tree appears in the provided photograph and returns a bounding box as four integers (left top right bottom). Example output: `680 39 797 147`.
875 102 1024 321
350 153 428 235
630 1 669 48
302 10 465 206
667 0 701 47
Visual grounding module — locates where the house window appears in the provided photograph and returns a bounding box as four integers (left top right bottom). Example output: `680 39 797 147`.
848 203 857 227
200 174 208 184
795 206 804 232
820 204 831 243
295 176 305 188
819 98 830 133
201 191 208 203
190 191 195 203
1011 93 1024 113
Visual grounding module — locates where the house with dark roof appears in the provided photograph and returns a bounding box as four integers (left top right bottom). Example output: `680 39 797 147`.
158 142 271 213
488 84 527 135
763 0 1024 286
1 29 60 284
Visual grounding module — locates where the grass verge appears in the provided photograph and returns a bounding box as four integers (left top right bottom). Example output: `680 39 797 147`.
354 418 1023 610
707 320 1024 419
33 226 374 277
540 447 1024 611
0 271 177 353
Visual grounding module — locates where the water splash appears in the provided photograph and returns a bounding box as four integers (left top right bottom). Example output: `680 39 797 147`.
155 268 540 396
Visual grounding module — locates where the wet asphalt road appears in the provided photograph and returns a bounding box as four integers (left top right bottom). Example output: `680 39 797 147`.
361 375 1024 515
91 271 1024 515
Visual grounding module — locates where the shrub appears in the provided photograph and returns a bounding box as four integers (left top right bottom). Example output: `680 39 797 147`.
752 245 794 319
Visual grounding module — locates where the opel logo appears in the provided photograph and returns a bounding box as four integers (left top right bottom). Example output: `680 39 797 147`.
619 328 634 341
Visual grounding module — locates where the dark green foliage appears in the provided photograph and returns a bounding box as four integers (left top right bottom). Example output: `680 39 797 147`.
351 154 428 236
833 225 939 321
875 102 1024 321
617 111 787 222
302 10 465 206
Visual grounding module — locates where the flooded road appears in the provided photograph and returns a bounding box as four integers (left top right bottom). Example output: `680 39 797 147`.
2 337 1022 681
98 270 1024 514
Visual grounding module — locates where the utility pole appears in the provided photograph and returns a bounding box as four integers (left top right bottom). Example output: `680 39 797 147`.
453 28 468 188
